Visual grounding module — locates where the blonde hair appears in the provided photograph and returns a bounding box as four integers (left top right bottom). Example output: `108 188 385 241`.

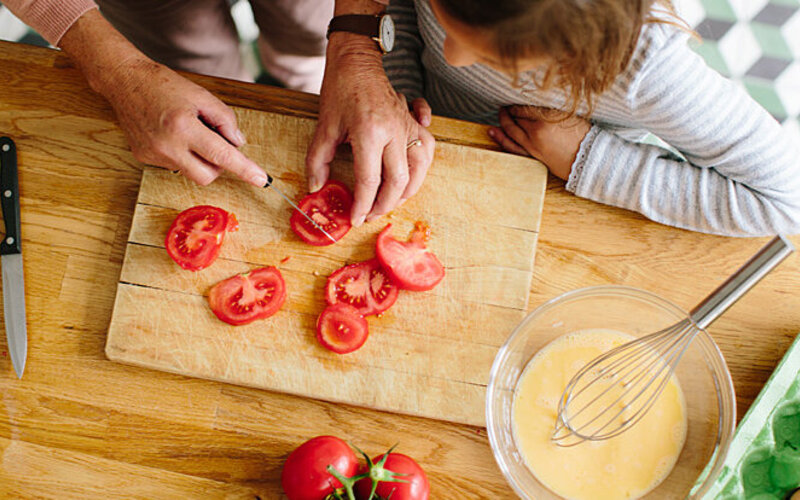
436 0 689 119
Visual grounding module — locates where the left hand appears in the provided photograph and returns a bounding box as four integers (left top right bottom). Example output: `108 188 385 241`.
306 33 435 227
488 106 591 180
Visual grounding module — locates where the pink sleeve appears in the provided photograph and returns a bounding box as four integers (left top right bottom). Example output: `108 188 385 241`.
2 0 98 46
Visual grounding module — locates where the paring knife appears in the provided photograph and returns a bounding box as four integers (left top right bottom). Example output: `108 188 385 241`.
0 137 27 378
200 124 337 244
263 173 337 244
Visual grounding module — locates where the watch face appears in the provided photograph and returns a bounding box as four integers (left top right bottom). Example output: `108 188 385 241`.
380 15 395 53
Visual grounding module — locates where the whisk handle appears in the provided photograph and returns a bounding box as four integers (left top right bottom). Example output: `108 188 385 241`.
690 235 794 329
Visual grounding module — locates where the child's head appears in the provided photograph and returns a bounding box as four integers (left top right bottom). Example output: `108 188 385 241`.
431 0 678 116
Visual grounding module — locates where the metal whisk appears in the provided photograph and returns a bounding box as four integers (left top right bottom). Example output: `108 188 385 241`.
552 235 794 447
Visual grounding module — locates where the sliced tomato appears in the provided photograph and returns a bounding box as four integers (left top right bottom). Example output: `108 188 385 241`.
165 205 237 271
326 259 399 317
316 303 368 354
208 266 287 326
375 223 445 292
290 180 353 246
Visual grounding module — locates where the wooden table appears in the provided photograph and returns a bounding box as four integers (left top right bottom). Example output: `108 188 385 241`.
0 39 798 498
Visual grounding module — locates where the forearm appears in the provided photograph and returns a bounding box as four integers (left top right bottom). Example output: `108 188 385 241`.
567 126 800 236
58 9 151 98
326 0 391 92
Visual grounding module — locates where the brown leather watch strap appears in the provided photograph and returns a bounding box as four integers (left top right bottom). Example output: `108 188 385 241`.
326 14 381 39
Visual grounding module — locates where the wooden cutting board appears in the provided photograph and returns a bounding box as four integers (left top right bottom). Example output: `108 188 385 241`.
106 107 547 427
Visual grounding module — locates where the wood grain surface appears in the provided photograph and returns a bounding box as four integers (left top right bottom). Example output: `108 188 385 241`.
1 40 799 498
106 108 546 426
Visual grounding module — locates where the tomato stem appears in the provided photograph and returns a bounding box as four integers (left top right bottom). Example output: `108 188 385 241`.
352 443 409 500
326 464 368 500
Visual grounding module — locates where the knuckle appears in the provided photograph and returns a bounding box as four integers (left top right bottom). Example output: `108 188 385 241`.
221 106 237 124
193 171 216 186
205 147 234 168
160 109 192 134
387 169 410 187
356 173 382 190
354 126 384 146
317 123 339 142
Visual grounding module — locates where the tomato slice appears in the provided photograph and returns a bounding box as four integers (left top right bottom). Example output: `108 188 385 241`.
326 259 399 317
316 303 368 354
165 205 237 271
208 266 287 326
290 180 353 246
375 223 445 292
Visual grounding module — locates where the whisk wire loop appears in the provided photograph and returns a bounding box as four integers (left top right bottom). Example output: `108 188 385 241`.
551 235 794 447
553 320 696 443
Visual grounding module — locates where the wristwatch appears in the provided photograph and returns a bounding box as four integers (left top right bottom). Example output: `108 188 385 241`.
327 14 395 54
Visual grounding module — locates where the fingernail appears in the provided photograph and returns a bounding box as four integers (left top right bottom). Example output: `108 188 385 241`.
353 214 366 227
235 130 246 145
309 176 323 193
251 173 268 186
488 128 496 137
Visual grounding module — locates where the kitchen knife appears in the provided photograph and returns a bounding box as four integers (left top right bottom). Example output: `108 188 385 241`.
0 137 26 378
199 123 337 244
263 173 337 244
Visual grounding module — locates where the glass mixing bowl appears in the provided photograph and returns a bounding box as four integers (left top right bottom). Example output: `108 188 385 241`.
486 286 736 499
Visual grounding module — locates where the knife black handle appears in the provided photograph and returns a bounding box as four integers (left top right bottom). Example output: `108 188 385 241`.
0 137 21 255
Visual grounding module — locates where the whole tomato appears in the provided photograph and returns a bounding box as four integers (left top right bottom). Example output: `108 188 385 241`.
281 436 359 500
354 453 429 500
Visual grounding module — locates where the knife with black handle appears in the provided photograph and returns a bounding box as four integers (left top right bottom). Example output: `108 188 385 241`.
0 136 27 378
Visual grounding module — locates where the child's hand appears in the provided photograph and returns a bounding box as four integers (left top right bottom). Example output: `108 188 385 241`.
489 106 591 180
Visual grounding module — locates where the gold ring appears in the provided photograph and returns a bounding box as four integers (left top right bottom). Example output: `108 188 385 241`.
406 139 422 149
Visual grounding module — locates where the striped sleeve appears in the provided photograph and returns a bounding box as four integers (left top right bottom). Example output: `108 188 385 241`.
2 0 97 46
383 0 425 101
566 29 800 237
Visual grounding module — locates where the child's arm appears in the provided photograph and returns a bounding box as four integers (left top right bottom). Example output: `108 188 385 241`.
566 29 800 237
493 28 800 237
384 0 426 103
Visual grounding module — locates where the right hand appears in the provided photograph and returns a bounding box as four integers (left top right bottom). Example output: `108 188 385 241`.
306 33 435 226
100 57 268 187
58 9 266 187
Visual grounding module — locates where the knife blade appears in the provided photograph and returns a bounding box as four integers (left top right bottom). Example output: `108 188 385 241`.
263 174 337 244
0 137 27 378
200 123 337 244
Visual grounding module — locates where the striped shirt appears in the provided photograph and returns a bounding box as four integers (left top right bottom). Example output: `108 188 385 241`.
384 0 800 237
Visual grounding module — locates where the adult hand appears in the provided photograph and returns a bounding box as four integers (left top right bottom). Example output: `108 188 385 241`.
306 33 435 226
101 58 268 186
488 106 591 181
59 9 267 187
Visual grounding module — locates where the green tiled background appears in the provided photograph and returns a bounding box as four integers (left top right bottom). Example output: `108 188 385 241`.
677 0 800 142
